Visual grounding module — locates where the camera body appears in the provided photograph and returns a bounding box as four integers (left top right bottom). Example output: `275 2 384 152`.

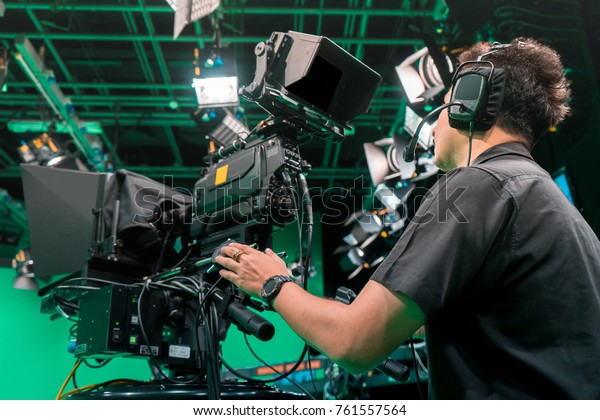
191 129 303 241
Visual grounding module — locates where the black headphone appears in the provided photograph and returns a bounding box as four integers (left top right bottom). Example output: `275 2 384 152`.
403 42 510 163
448 60 506 131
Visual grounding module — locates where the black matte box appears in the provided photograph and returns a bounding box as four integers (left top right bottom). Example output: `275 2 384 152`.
268 31 382 124
20 164 108 279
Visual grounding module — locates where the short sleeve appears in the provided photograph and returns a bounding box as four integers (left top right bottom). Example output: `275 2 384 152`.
371 167 515 320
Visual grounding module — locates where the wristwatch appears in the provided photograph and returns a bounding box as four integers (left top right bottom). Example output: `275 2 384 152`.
260 275 294 307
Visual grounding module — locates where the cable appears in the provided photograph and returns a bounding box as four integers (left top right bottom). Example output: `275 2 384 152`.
71 367 79 390
221 340 309 385
284 170 317 390
56 255 318 398
52 294 80 311
194 290 207 371
55 274 237 395
56 359 82 400
137 281 171 383
162 275 201 290
56 276 144 288
138 280 204 386
152 224 175 277
410 337 425 400
54 303 78 321
54 285 101 291
69 323 78 340
286 172 316 387
467 120 474 167
58 383 97 400
210 303 222 399
83 358 111 369
297 172 318 393
404 102 465 162
307 351 319 398
138 281 202 385
297 172 313 287
59 379 147 400
242 335 315 399
202 300 220 400
167 246 194 272
191 277 227 399
414 344 428 374
200 305 215 400
201 299 214 396
168 280 198 296
218 349 313 397
260 171 314 386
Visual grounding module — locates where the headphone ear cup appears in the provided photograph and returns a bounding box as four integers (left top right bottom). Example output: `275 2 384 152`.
449 67 506 131
449 73 488 126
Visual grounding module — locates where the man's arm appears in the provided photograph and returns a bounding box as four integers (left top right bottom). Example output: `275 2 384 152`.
215 243 426 373
272 279 426 373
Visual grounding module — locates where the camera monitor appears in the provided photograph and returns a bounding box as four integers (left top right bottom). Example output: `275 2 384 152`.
240 31 382 135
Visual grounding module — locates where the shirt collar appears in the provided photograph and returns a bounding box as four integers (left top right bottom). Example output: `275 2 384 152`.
472 141 534 165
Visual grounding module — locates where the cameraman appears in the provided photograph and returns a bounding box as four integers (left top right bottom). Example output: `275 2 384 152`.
215 38 600 399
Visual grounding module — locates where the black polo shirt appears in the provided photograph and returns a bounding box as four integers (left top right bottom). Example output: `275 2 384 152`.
372 142 600 399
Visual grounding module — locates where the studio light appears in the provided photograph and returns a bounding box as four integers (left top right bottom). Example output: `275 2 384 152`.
167 0 221 39
363 134 417 185
343 212 383 247
395 44 453 113
207 109 249 147
16 132 87 171
17 132 63 165
191 44 238 108
337 212 389 281
192 76 239 108
403 106 435 153
12 248 38 291
203 51 224 68
14 36 106 170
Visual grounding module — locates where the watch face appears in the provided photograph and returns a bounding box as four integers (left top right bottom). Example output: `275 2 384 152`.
262 278 278 297
261 276 292 304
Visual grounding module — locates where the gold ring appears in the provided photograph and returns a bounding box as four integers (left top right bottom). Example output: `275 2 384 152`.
231 250 243 263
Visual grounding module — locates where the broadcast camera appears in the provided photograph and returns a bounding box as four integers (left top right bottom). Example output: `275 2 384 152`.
190 31 381 254
22 31 381 400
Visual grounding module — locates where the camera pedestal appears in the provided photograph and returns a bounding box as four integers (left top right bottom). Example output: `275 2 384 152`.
65 381 306 400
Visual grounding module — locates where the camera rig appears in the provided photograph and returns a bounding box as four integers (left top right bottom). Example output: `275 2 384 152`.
190 30 381 254
23 31 382 400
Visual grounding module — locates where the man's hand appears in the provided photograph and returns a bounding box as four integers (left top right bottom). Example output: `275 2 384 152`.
215 242 289 298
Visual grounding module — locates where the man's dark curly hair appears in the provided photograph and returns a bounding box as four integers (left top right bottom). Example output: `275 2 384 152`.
457 37 571 148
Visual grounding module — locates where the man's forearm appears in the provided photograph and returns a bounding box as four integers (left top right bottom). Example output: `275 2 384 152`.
270 280 420 373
